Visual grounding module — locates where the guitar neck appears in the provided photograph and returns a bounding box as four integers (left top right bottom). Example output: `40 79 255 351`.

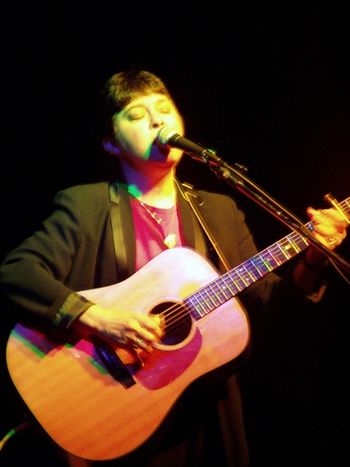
186 196 350 320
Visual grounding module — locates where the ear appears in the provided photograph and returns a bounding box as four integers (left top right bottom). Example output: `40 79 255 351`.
102 138 121 156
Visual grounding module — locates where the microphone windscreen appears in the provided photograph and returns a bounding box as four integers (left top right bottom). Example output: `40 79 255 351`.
157 127 178 146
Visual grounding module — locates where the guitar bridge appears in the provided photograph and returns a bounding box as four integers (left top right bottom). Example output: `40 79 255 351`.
94 338 136 388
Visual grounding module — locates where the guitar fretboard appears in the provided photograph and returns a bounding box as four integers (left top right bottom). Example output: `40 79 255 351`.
186 196 350 320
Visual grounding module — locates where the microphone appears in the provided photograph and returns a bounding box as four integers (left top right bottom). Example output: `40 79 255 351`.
157 127 221 164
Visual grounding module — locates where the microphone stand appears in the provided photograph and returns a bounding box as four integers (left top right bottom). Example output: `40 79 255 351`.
193 150 350 273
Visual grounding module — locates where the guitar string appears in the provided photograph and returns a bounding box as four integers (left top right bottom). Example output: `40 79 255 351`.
157 199 350 336
160 230 305 330
158 229 307 336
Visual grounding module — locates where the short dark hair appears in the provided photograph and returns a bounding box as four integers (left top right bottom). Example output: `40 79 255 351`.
97 70 174 139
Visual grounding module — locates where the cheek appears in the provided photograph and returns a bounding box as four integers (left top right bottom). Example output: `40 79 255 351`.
117 124 152 157
170 114 184 134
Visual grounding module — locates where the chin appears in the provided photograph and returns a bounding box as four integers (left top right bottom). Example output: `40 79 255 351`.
148 146 183 167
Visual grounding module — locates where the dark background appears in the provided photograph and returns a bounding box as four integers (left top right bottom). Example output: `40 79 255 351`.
1 2 349 466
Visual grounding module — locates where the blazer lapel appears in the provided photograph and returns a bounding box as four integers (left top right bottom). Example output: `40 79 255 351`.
109 183 136 280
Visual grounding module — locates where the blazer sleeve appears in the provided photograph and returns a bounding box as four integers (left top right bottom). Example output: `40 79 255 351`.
0 188 95 329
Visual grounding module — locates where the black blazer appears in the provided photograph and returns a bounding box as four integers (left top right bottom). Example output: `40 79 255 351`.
0 180 294 330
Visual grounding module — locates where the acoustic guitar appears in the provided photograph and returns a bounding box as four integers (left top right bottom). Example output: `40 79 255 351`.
6 196 349 461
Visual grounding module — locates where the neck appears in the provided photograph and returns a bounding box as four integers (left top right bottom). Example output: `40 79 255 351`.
121 163 177 208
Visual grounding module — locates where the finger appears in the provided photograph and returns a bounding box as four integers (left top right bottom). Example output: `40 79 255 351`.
308 209 347 238
312 217 346 239
129 321 161 344
309 207 346 227
131 335 153 352
326 236 338 248
312 232 339 249
137 315 163 338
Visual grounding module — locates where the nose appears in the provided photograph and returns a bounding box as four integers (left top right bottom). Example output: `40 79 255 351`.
150 113 164 129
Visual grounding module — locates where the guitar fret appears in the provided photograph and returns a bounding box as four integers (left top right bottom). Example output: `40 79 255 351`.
210 283 229 303
217 277 232 299
206 290 220 309
228 274 244 292
260 255 273 271
265 248 281 267
253 254 272 273
242 263 256 282
276 241 291 260
285 236 301 254
188 295 207 317
184 298 198 319
251 253 272 273
197 290 216 313
341 198 350 212
295 233 309 247
245 259 263 280
234 267 251 287
207 284 224 306
221 275 236 296
188 284 225 318
335 198 350 224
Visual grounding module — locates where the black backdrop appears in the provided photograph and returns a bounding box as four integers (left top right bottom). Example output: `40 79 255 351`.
1 2 349 466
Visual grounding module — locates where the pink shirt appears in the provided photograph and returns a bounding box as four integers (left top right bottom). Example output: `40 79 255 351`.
130 197 185 271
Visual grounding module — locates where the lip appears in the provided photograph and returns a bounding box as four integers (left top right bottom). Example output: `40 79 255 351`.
153 134 169 152
155 142 170 156
147 139 171 162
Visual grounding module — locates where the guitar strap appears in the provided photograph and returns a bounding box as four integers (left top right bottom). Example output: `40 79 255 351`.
176 180 231 272
177 180 250 467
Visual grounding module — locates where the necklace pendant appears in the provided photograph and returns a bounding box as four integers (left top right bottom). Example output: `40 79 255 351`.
163 233 177 249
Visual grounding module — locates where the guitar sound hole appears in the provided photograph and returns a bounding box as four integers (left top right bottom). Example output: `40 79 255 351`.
151 301 192 346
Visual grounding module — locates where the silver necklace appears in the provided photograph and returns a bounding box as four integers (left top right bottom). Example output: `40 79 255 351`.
138 200 178 249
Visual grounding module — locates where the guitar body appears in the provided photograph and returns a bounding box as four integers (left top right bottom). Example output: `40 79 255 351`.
6 247 250 461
